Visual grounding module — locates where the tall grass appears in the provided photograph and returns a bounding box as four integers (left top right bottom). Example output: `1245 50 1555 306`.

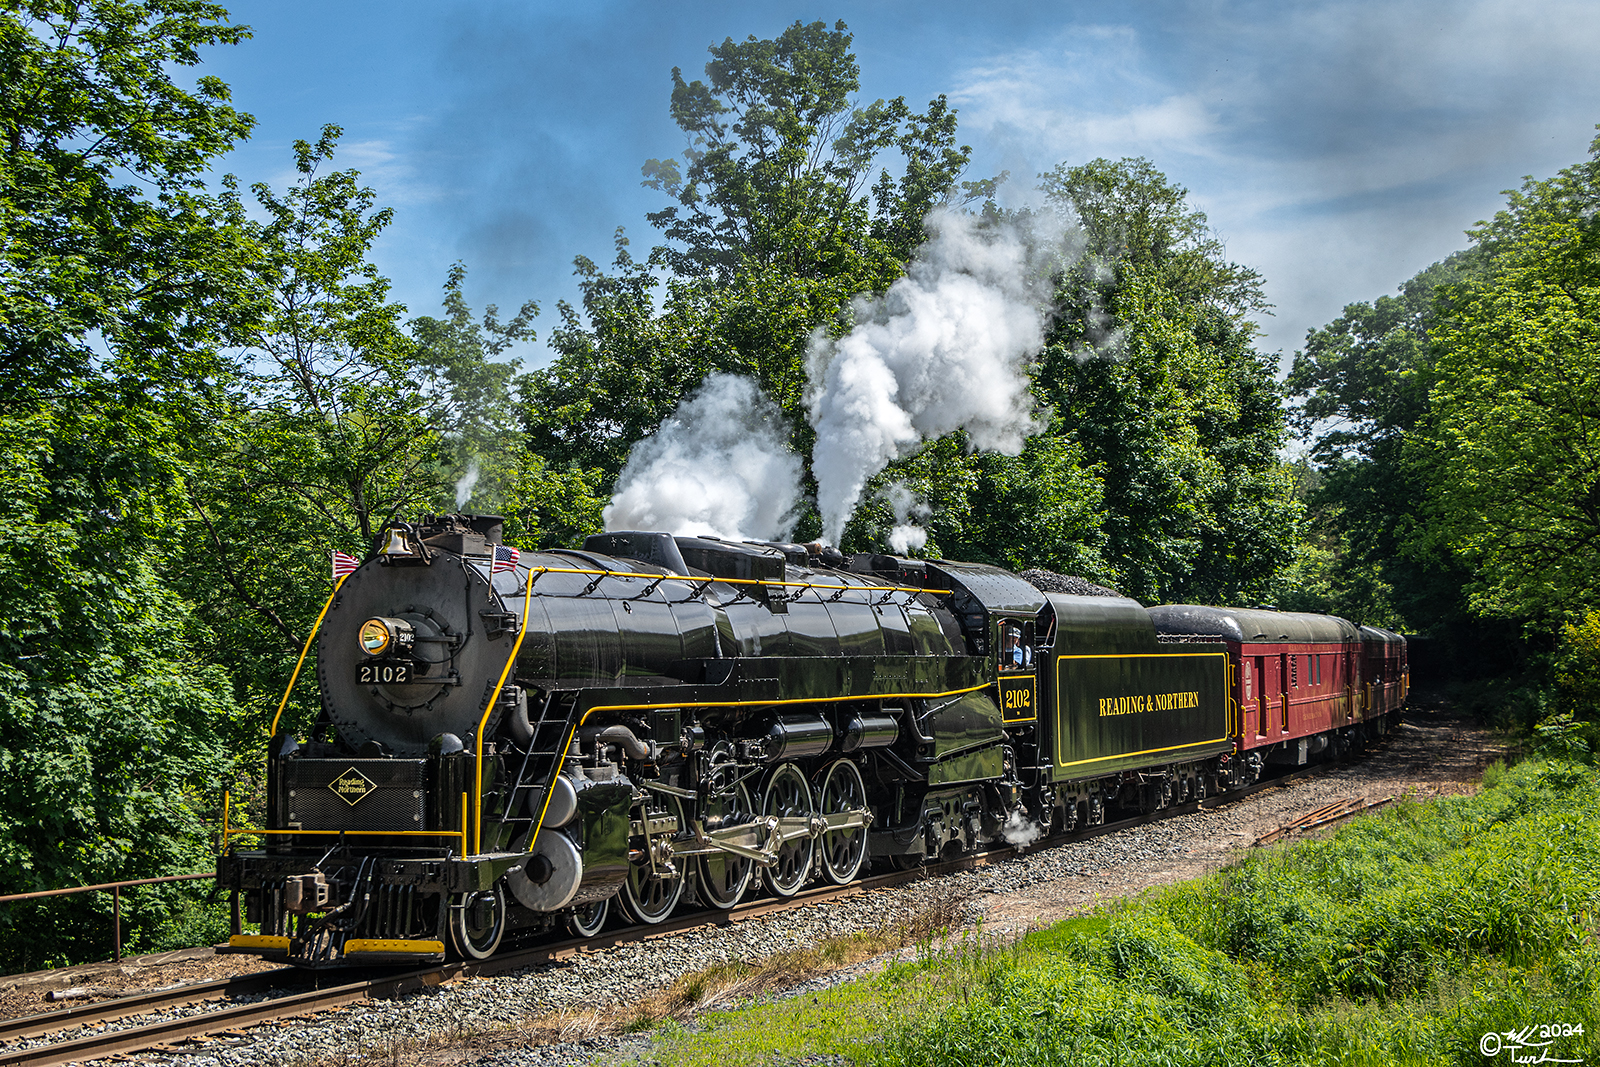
871 758 1600 1067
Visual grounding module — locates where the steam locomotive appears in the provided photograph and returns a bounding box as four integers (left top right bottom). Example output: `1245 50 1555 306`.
217 513 1407 966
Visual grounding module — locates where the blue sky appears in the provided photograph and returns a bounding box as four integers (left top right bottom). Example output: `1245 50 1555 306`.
206 0 1600 366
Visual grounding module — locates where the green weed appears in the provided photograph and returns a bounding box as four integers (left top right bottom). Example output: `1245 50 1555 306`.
643 758 1600 1067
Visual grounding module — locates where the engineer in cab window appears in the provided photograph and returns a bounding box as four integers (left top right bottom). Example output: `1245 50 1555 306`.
1001 623 1031 669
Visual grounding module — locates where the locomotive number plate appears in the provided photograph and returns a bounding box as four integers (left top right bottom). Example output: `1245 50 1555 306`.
999 678 1037 723
357 661 412 685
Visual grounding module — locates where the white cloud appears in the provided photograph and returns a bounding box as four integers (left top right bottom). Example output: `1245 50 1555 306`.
951 29 1221 170
948 1 1600 357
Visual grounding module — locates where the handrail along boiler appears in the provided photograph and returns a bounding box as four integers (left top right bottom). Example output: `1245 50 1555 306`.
216 514 1406 965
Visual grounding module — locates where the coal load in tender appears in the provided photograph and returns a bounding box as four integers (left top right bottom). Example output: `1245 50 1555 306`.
1019 569 1123 599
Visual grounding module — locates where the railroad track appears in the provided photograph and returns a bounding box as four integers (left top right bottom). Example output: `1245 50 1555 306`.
0 970 298 1044
1253 794 1398 846
0 738 1393 1067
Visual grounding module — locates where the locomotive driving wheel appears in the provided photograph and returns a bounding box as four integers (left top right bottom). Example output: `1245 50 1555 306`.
698 750 756 908
620 793 686 924
448 884 506 960
816 759 868 884
761 762 815 897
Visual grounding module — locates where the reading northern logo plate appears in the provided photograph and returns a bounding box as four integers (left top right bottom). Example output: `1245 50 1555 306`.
330 767 377 806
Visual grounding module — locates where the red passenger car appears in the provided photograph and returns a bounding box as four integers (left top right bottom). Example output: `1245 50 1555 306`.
1360 625 1409 717
1148 606 1403 782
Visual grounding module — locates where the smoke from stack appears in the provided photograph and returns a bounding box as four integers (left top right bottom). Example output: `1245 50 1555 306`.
603 373 803 542
884 482 931 555
602 208 1080 552
454 460 481 509
805 207 1067 545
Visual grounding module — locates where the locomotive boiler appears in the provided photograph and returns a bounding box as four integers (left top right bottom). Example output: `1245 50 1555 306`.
217 513 1405 966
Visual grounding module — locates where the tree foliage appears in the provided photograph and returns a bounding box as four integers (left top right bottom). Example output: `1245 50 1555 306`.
1422 132 1600 622
1286 136 1600 697
530 36 1302 604
0 0 254 401
641 19 983 284
1042 157 1264 316
170 128 432 733
523 20 993 548
0 393 238 967
1032 159 1300 604
0 1 251 963
172 129 579 736
1283 255 1480 629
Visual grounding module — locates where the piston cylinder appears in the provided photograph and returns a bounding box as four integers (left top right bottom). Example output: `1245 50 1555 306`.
528 773 578 827
763 715 834 761
839 713 899 753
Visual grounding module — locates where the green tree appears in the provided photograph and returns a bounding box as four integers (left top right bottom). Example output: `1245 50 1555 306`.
411 262 605 549
176 131 596 735
174 132 483 735
1033 158 1300 604
642 18 984 284
525 19 991 504
522 235 721 485
172 128 431 733
0 0 254 401
843 431 1111 577
0 0 253 966
0 403 240 969
409 261 538 513
1422 131 1600 623
1283 254 1480 629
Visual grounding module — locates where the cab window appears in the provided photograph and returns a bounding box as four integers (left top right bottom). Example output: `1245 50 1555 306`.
999 621 1033 670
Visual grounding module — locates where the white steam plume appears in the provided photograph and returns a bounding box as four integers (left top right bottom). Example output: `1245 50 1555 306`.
604 373 803 542
454 460 480 509
884 482 930 555
806 207 1067 543
1001 808 1043 851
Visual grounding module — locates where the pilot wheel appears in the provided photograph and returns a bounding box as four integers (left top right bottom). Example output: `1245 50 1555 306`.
565 897 610 938
449 884 506 960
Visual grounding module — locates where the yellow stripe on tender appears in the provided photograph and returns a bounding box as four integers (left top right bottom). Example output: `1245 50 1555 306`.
229 934 290 951
344 938 446 955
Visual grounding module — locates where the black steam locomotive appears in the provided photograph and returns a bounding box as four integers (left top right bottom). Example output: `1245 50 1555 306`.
217 513 1406 966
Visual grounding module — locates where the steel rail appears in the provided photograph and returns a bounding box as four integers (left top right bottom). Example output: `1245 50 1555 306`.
0 969 297 1044
0 734 1394 1067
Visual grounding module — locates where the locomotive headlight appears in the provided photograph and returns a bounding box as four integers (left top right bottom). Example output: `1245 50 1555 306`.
359 617 415 656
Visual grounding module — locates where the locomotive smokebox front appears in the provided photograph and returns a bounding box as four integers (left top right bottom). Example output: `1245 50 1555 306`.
315 520 517 756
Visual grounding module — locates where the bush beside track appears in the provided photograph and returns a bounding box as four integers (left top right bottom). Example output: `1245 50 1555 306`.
647 758 1600 1066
